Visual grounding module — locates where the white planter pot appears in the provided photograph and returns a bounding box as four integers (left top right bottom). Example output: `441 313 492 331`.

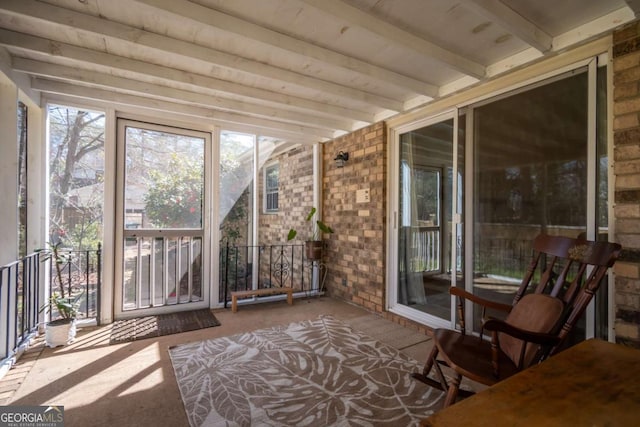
45 319 77 347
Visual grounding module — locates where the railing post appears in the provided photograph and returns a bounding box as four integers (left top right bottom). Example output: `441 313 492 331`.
66 250 72 301
288 245 293 289
268 245 273 289
301 245 305 291
12 263 18 356
223 241 229 308
35 251 40 330
244 245 249 291
19 257 25 344
97 243 102 325
1 266 8 359
84 249 89 320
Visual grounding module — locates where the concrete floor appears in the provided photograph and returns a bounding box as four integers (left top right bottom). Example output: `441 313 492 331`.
1 297 442 427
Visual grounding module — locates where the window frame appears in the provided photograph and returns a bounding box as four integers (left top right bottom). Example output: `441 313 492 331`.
263 162 279 214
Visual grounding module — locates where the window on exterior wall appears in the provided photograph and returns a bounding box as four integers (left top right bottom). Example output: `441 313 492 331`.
264 163 279 213
17 101 27 259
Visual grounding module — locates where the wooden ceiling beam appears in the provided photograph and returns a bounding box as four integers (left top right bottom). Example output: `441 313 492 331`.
0 29 375 123
302 0 486 79
52 92 319 144
0 0 403 111
134 0 438 97
32 78 336 139
13 57 354 131
461 0 552 53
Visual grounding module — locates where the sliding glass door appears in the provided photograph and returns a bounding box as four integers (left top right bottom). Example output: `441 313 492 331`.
470 69 590 325
467 62 608 340
390 58 610 338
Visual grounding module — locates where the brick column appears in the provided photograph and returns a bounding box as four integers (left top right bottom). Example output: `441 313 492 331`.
613 21 640 347
321 122 387 313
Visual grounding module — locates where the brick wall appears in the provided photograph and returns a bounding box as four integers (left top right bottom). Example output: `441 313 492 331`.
321 123 387 312
320 122 433 335
613 22 640 348
258 144 315 245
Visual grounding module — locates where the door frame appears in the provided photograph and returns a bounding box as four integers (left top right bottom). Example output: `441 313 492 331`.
114 118 211 319
387 110 459 329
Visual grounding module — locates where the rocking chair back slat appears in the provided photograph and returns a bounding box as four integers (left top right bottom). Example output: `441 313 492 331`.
529 253 553 297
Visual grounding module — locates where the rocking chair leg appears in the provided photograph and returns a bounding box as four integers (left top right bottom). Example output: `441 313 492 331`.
422 344 439 376
433 359 448 390
444 374 461 407
412 345 448 392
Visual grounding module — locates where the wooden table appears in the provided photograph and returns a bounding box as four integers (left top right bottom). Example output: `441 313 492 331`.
422 339 640 426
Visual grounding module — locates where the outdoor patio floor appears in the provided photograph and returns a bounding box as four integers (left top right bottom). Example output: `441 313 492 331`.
0 296 448 427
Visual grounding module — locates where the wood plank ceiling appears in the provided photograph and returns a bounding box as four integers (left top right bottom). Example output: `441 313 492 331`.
0 0 637 145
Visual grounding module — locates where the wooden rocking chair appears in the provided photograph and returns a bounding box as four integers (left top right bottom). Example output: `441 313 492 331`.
413 234 621 407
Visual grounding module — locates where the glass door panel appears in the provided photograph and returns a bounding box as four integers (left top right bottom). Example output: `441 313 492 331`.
116 120 209 317
471 69 589 331
398 118 455 321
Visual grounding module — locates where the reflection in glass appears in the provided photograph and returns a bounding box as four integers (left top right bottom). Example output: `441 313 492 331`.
219 132 255 246
124 127 204 229
398 119 455 320
472 70 590 328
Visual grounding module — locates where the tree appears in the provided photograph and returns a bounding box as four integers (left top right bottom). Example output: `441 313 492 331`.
144 154 203 228
219 133 254 244
48 106 105 249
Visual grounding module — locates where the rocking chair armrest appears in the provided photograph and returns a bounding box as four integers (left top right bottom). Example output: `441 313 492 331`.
450 287 513 313
483 318 562 347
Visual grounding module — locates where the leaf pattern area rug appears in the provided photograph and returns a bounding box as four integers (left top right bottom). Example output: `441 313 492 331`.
169 315 444 426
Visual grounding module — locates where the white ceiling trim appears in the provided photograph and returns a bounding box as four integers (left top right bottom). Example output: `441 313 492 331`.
552 6 635 52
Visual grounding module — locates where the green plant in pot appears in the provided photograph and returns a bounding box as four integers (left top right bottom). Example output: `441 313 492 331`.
37 242 83 347
287 207 334 261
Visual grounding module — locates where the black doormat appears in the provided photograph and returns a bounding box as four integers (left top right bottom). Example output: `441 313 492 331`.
110 309 221 344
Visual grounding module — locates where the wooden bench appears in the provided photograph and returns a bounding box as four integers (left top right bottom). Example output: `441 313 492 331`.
231 287 294 312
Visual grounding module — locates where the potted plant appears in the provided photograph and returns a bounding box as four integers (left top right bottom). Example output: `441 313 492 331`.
287 207 334 261
37 242 83 347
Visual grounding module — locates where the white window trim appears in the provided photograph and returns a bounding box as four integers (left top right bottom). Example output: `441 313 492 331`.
263 161 279 214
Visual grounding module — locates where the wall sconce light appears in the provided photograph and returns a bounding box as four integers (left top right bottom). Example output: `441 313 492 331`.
334 151 349 168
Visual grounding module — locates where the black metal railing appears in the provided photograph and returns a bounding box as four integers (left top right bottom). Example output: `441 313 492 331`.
47 244 102 322
0 252 41 360
0 245 102 361
219 243 309 307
